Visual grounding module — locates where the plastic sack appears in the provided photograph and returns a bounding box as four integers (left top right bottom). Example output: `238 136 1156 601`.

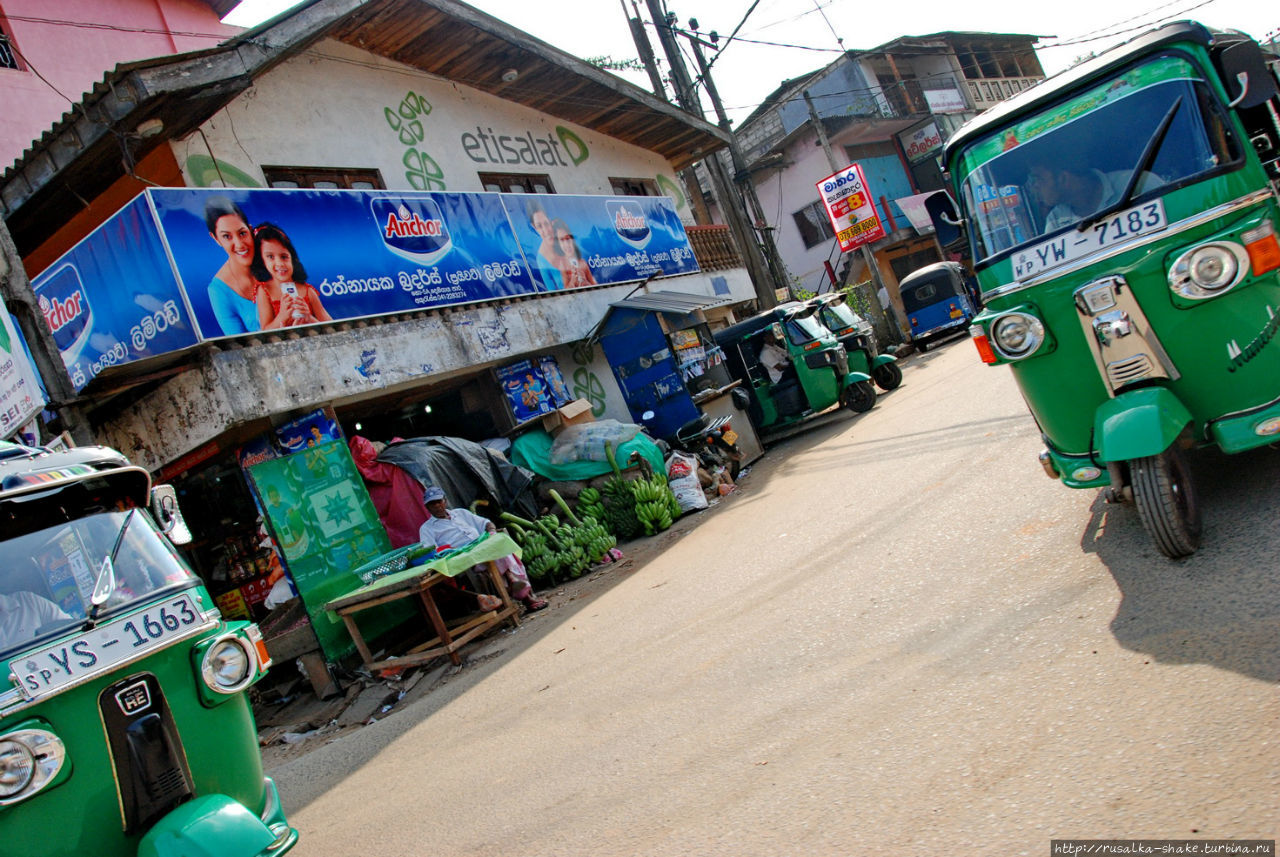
549 420 642 465
666 450 708 512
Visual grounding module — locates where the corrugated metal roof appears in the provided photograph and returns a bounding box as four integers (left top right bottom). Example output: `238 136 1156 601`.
609 290 734 315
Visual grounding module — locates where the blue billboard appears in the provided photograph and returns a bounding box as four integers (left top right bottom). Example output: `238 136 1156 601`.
33 188 700 390
33 194 198 390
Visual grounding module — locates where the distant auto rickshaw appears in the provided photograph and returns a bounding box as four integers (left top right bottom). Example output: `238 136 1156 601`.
713 304 877 440
898 261 977 351
806 294 903 390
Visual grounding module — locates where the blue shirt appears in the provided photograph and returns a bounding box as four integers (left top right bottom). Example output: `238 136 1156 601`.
208 276 261 335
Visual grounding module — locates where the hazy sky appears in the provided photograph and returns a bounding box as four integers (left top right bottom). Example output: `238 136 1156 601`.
224 0 1278 125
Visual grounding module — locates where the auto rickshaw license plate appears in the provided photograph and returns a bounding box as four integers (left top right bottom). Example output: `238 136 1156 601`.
722 429 738 446
13 593 207 698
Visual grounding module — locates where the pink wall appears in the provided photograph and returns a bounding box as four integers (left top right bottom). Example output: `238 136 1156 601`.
0 0 241 168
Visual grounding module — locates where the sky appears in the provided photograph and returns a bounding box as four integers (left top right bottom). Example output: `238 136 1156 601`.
224 0 1279 126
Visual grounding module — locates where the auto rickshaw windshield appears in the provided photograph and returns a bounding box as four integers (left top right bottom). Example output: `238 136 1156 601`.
954 54 1239 264
785 314 828 345
819 301 861 332
1 510 198 660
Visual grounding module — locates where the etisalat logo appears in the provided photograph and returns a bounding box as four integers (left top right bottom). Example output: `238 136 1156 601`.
606 200 651 250
37 264 94 361
371 197 453 266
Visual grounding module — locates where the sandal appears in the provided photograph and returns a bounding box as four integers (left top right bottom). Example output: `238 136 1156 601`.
524 598 548 612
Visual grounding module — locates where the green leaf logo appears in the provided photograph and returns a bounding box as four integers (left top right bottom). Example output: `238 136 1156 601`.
656 174 686 209
556 126 589 166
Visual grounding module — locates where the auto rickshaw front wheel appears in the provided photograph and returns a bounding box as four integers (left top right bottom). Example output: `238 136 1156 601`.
872 362 903 391
1130 445 1202 559
840 381 877 413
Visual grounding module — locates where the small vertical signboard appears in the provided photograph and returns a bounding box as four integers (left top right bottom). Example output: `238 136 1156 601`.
817 163 885 253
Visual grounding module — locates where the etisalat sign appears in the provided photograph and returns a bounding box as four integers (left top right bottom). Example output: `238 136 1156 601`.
31 188 700 391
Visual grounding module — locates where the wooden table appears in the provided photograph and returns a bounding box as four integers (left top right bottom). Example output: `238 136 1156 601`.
324 534 522 675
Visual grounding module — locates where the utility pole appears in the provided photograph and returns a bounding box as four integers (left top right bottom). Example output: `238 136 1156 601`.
624 0 713 225
642 0 777 308
803 90 903 343
684 24 791 300
0 219 92 444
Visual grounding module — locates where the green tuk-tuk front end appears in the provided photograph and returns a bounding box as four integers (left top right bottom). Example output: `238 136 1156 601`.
807 294 903 390
931 22 1280 557
0 442 297 857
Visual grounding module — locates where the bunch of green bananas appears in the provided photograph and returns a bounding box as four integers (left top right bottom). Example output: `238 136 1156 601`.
577 485 607 524
503 518 557 583
549 490 616 569
631 475 677 535
602 442 642 540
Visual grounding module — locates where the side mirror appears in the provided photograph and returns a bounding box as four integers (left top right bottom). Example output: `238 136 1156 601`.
925 191 964 246
1215 38 1279 109
150 484 192 546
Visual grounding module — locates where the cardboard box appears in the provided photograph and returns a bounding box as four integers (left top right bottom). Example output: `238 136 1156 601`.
542 398 595 435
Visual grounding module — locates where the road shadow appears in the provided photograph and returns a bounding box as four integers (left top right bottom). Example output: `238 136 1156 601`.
1080 444 1280 682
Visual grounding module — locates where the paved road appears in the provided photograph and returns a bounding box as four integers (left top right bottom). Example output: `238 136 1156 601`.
272 340 1280 856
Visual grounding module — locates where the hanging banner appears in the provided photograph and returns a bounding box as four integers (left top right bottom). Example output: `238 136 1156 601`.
817 163 886 253
497 358 558 424
0 300 46 438
504 194 698 290
247 441 402 662
32 194 198 391
32 188 701 392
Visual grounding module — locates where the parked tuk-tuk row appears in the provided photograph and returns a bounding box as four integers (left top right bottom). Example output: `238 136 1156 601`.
713 296 901 441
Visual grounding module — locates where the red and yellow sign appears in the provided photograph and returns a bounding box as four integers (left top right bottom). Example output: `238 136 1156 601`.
817 163 885 253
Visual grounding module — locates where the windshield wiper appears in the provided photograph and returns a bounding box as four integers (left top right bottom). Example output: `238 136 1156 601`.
86 509 135 627
1078 96 1183 231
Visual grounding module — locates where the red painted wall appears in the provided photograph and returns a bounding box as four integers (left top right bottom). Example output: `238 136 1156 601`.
0 0 240 168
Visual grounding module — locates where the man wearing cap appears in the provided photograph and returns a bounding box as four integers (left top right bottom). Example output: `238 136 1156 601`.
419 486 548 612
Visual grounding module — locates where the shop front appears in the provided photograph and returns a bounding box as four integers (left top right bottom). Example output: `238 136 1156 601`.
595 291 764 466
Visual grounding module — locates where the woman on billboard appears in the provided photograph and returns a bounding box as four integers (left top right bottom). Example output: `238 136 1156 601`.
526 201 565 291
203 197 262 334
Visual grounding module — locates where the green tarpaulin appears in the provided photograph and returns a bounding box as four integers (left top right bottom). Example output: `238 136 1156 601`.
510 428 664 482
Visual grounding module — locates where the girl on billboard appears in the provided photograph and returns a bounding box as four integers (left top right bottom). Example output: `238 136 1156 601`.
552 218 596 288
250 223 333 329
203 197 262 334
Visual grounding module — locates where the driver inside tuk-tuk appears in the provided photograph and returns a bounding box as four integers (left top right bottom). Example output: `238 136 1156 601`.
0 588 71 650
757 331 794 385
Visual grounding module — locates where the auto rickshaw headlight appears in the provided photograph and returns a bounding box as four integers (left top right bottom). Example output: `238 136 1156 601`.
990 312 1045 360
0 740 36 798
1169 242 1245 299
201 636 254 694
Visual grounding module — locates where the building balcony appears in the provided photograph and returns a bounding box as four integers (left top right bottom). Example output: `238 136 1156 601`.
965 76 1045 110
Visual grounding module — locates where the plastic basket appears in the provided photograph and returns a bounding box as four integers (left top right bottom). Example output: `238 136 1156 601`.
354 544 436 584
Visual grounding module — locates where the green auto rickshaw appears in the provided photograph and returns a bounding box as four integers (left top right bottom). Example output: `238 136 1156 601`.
714 304 877 440
0 441 298 857
806 293 903 390
928 21 1280 557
